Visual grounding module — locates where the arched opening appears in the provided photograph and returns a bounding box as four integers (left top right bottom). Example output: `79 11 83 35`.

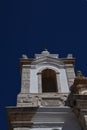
42 69 58 92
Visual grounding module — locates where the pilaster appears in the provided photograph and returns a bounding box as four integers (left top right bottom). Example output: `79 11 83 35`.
21 65 30 93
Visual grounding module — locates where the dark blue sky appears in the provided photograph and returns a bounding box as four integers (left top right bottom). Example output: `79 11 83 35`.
0 0 87 129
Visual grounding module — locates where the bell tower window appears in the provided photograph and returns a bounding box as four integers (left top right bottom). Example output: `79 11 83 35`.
42 69 58 92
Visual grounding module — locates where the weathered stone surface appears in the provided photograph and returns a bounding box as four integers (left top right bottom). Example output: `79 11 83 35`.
17 93 68 107
70 73 87 95
69 92 87 130
41 98 65 106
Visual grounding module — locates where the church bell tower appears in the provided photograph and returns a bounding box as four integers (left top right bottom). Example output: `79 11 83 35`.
6 50 87 130
17 50 74 107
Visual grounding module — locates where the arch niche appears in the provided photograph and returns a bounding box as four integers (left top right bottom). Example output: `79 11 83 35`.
42 69 58 92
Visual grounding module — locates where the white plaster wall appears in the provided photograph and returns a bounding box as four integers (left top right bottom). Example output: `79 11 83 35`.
30 65 69 93
59 69 69 93
30 69 38 93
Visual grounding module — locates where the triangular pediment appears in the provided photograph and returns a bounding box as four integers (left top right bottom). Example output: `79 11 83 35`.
31 56 65 68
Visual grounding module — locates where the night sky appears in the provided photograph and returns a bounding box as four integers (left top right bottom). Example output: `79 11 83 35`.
0 0 87 129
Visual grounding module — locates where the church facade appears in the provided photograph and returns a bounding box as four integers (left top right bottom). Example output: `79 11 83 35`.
6 50 87 130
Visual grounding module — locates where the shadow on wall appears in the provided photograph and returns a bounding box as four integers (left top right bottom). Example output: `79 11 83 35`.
62 112 82 130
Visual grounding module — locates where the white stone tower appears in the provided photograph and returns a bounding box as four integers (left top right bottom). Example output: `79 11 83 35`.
6 50 82 130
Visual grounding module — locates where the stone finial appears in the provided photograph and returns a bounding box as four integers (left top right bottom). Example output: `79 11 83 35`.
22 54 28 59
41 49 50 55
76 70 83 78
67 54 73 59
44 48 47 51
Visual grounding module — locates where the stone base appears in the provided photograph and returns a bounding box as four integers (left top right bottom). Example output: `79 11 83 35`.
6 106 81 130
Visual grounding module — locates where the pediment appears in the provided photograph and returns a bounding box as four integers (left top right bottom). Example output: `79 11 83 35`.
31 56 65 68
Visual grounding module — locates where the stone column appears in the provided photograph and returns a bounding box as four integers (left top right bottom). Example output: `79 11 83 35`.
37 72 42 93
21 66 30 93
56 72 61 93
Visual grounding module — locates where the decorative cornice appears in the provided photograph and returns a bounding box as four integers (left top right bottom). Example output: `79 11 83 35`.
31 56 65 68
